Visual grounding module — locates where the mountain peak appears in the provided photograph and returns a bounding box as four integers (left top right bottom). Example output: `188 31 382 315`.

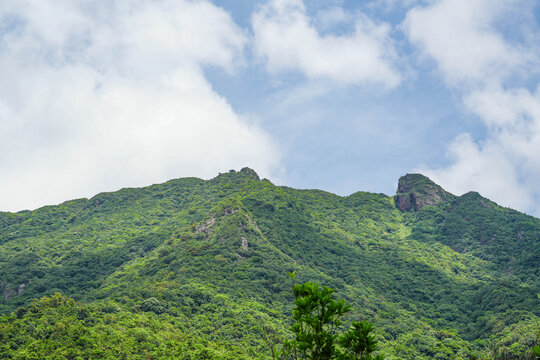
239 167 260 180
213 167 260 182
394 173 453 211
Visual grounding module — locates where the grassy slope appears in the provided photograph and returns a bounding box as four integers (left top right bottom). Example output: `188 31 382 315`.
0 168 538 359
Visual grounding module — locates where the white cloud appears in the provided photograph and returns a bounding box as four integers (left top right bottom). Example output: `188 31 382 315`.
419 132 536 214
418 84 540 216
252 0 401 87
0 0 281 212
403 0 535 86
314 7 352 31
405 0 540 216
465 86 540 130
368 0 420 12
464 86 540 184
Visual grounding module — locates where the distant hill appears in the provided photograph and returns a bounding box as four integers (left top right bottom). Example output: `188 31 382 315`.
0 168 538 359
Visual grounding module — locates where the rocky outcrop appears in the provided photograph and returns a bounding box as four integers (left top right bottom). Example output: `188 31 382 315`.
394 174 454 211
239 167 260 180
2 283 26 299
195 216 215 234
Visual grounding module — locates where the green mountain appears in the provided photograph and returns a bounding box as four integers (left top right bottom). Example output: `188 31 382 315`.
0 168 538 359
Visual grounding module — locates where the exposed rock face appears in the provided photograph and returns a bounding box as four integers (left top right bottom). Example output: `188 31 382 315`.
1 283 25 299
394 174 453 211
239 167 260 180
195 216 215 234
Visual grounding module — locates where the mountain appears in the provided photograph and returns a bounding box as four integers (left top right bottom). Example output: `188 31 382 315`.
0 168 538 359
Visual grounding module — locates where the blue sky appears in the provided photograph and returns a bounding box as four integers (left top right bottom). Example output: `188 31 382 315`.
213 0 493 195
1 0 540 216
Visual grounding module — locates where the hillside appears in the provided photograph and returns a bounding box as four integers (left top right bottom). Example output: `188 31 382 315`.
0 168 538 359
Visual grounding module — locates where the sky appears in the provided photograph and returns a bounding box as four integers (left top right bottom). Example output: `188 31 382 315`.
1 0 540 217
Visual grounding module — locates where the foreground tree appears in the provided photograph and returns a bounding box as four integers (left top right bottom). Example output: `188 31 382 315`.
338 321 384 360
270 272 384 360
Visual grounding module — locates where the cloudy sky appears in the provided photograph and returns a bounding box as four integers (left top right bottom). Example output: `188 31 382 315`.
1 0 540 217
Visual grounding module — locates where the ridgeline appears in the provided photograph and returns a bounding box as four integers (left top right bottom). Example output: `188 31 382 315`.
0 169 538 359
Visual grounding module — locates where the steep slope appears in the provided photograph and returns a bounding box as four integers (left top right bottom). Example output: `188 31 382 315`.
0 169 538 359
394 174 539 341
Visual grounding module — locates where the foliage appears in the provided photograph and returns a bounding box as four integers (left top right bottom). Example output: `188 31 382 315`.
141 297 166 314
0 293 258 359
274 274 383 360
0 168 538 359
338 321 384 360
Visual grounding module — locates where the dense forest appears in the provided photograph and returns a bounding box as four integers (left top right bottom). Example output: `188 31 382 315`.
0 168 538 359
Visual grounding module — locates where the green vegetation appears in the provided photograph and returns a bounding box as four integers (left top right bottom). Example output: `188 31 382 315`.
0 293 257 359
0 168 538 359
272 273 384 359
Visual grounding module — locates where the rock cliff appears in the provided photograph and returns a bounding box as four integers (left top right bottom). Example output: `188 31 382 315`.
394 173 454 211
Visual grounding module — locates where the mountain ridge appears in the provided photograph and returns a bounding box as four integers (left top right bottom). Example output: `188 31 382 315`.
3 169 533 221
0 168 538 359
